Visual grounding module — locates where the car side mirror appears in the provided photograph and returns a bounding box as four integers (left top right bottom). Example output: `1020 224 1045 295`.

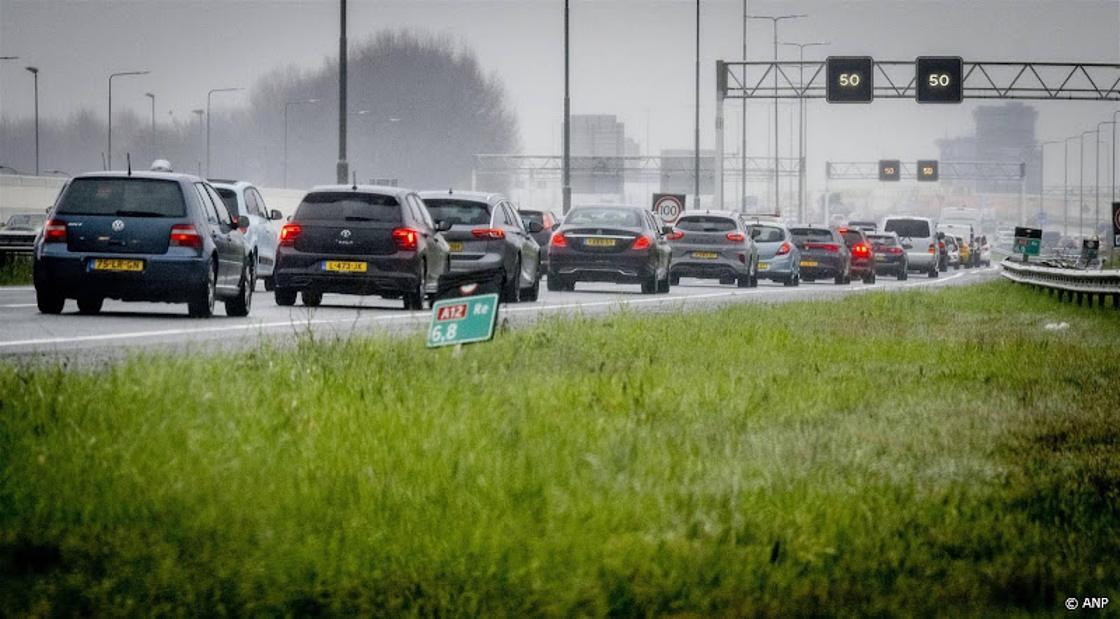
269 209 283 221
236 215 249 230
435 219 452 232
526 221 544 234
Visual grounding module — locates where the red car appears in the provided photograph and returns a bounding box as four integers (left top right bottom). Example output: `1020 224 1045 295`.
838 227 877 284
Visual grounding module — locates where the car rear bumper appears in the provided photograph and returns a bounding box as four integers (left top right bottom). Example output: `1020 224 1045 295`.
549 253 655 284
34 254 209 302
449 252 504 274
274 250 421 296
906 252 937 270
670 256 749 280
757 253 796 279
873 256 907 273
851 257 873 275
797 254 844 278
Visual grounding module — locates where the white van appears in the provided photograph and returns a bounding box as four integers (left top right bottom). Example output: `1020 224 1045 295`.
882 216 939 278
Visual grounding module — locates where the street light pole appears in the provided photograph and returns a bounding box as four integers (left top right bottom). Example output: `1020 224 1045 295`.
740 1 747 211
107 70 149 170
145 92 156 158
1065 135 1077 237
206 87 242 178
1038 140 1060 227
1096 121 1114 235
1113 110 1120 209
781 41 828 223
746 14 806 216
1080 130 1094 238
284 98 321 188
337 0 349 184
25 66 39 176
694 0 700 209
562 0 571 215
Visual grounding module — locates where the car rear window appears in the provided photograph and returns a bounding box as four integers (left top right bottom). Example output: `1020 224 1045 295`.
840 230 864 245
790 227 834 243
869 235 898 247
56 178 186 217
423 199 491 226
295 192 402 222
214 188 241 217
883 219 931 239
747 225 785 242
565 207 642 227
520 211 545 227
676 216 737 232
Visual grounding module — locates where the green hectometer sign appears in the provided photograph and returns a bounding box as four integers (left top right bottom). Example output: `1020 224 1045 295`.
1013 226 1042 256
427 294 500 348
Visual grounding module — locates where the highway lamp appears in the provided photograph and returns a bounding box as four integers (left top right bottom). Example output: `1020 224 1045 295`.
206 87 243 177
780 41 828 223
1037 140 1061 228
746 13 806 215
25 66 39 176
108 70 149 169
283 98 321 188
145 92 156 158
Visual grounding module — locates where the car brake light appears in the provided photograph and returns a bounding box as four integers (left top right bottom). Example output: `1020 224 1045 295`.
853 243 870 257
726 232 745 242
550 232 568 248
666 230 684 241
631 235 652 250
928 243 937 254
471 228 506 240
43 219 67 243
889 247 903 255
169 224 202 249
776 241 791 256
279 223 302 247
393 227 419 251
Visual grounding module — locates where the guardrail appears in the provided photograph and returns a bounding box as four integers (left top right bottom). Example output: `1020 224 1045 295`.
1000 259 1120 309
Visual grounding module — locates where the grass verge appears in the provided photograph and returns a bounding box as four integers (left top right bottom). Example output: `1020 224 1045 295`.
0 256 32 286
1 280 1118 615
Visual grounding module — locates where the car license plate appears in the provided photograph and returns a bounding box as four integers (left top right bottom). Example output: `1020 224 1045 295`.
692 251 718 259
757 262 769 270
323 261 367 273
448 242 464 252
800 260 818 267
91 258 143 272
585 238 616 247
875 255 886 261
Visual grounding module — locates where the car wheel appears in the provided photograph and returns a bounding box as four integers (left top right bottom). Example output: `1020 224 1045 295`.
188 261 217 318
501 260 521 303
77 296 103 315
657 270 671 293
546 273 565 292
522 272 541 302
750 260 760 288
737 274 751 288
275 289 297 306
929 266 939 279
302 290 323 307
791 274 800 287
641 270 658 294
897 269 908 281
404 265 425 310
262 276 275 292
834 272 845 285
225 261 254 317
669 274 680 286
36 287 65 314
864 272 876 285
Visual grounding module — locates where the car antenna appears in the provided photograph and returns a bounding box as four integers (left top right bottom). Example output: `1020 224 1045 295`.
448 188 453 194
352 171 357 191
126 153 132 176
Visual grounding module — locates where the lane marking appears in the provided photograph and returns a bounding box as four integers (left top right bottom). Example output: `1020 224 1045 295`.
0 303 36 308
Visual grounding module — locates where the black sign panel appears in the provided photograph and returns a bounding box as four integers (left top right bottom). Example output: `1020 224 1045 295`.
878 160 901 182
1014 227 1043 240
826 56 874 103
917 160 939 182
916 56 964 104
1112 202 1120 248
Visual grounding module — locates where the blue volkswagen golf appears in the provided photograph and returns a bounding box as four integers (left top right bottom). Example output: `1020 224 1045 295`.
33 171 254 317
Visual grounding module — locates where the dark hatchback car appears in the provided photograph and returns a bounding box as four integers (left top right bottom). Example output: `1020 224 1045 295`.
34 172 254 317
868 232 908 280
547 205 672 294
518 209 560 254
790 226 852 285
838 227 877 284
273 186 450 310
418 191 542 303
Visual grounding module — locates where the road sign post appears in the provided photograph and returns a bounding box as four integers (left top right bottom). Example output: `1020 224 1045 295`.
1013 226 1042 263
427 294 500 348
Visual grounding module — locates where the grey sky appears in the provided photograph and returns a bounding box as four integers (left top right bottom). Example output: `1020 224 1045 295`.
1 0 1118 180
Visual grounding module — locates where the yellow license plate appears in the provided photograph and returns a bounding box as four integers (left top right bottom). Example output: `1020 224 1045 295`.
448 242 464 252
757 262 769 270
92 258 143 272
800 260 818 267
692 251 718 259
586 238 616 247
324 261 367 273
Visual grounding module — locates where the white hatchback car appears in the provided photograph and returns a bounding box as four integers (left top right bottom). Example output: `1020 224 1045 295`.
210 180 283 290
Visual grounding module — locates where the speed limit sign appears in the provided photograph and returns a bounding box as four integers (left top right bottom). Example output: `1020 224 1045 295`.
652 193 685 224
1112 202 1120 248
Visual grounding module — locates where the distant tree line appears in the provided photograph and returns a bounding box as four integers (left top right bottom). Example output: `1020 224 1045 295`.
0 31 519 191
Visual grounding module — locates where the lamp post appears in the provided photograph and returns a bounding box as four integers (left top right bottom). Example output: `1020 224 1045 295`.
740 1 747 210
1095 121 1114 235
780 40 828 222
283 98 321 188
693 0 700 208
1079 130 1095 239
337 0 349 184
25 66 39 176
145 92 156 158
746 13 806 216
562 0 571 214
1064 135 1079 237
206 87 242 177
1112 110 1120 208
108 70 149 169
1037 140 1060 228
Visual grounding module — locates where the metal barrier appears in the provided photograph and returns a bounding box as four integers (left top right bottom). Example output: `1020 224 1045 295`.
1000 259 1120 308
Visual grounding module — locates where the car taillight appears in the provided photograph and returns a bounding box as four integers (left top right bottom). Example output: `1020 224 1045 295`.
279 223 302 247
631 235 652 250
169 224 202 250
471 228 506 240
928 243 937 254
776 241 791 256
853 243 870 257
888 247 903 255
393 227 419 251
550 232 568 248
666 230 684 241
726 232 745 242
43 219 67 243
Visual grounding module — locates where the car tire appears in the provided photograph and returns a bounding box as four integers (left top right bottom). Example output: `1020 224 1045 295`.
897 269 908 281
657 270 671 293
791 274 800 287
275 289 297 306
36 287 65 314
750 261 760 288
864 272 876 285
188 261 217 318
403 267 425 310
522 272 541 302
501 260 521 303
302 290 323 308
929 266 939 279
262 276 275 292
641 271 658 294
546 274 565 292
77 296 103 315
225 262 254 317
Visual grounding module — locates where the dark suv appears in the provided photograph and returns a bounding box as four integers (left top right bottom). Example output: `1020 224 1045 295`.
34 171 254 317
273 185 451 310
790 226 852 285
547 205 672 294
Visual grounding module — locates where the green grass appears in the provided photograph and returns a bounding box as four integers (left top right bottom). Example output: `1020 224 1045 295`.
0 256 32 286
2 281 1118 615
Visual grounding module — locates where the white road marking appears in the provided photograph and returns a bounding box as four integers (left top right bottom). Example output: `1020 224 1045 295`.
0 303 36 308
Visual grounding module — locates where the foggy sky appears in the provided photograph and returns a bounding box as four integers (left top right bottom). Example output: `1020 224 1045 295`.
1 0 1118 187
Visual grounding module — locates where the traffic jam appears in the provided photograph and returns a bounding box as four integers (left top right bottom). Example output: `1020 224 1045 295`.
28 163 992 318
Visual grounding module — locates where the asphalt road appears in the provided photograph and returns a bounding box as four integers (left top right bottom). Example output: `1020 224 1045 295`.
0 266 999 362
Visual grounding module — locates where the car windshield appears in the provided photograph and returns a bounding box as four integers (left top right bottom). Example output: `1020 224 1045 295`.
55 178 186 217
214 188 241 217
747 225 784 243
295 192 401 222
423 199 491 226
676 216 736 232
565 207 642 228
869 235 898 247
790 228 834 243
884 219 931 239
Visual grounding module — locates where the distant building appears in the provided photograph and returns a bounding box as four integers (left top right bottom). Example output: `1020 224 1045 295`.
569 115 627 195
937 102 1039 193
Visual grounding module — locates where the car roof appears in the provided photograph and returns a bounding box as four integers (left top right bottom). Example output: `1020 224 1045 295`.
72 170 202 184
417 190 504 205
308 184 415 200
678 210 740 219
208 179 254 190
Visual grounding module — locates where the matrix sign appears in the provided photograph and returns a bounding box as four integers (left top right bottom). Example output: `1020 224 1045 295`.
827 56 874 103
917 160 939 181
427 293 499 348
916 57 964 103
1013 227 1042 256
879 160 901 181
